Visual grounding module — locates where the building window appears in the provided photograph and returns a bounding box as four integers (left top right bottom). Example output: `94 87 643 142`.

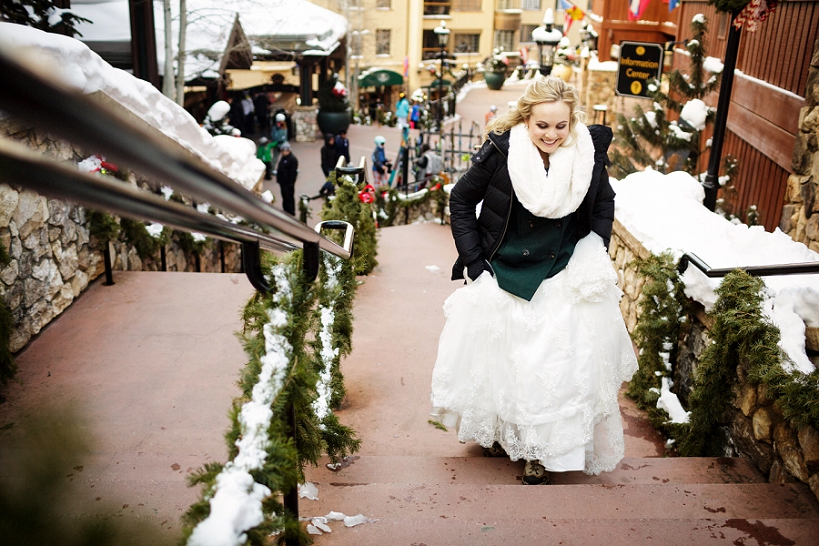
520 24 538 43
423 29 450 59
521 0 540 9
424 0 451 15
494 29 515 53
454 0 481 10
377 0 391 7
376 29 391 55
454 33 480 53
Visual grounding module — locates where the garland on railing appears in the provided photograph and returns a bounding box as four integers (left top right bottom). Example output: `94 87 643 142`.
182 247 361 545
321 173 378 276
627 252 689 438
630 259 819 458
375 181 447 227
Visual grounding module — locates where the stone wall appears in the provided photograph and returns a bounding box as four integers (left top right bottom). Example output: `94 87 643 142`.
611 220 819 502
0 122 244 354
780 37 819 252
292 106 318 142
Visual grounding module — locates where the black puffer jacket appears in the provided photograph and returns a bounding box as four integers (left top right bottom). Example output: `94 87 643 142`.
450 124 615 281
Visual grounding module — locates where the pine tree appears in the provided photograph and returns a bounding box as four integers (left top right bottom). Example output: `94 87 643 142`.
0 0 90 38
611 14 722 178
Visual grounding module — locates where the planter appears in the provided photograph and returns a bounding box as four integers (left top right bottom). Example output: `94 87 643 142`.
484 71 505 91
552 64 573 82
317 108 352 135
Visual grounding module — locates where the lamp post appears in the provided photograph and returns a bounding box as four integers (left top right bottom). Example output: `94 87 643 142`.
433 20 450 131
531 9 563 77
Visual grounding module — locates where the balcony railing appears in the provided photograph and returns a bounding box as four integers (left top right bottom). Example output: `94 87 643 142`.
424 1 451 16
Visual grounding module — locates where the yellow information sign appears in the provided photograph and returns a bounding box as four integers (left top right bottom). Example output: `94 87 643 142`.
616 41 664 99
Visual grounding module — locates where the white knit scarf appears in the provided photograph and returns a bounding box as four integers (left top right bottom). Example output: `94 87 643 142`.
507 122 595 218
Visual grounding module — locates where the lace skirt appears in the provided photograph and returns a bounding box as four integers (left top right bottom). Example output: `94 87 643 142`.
430 233 638 475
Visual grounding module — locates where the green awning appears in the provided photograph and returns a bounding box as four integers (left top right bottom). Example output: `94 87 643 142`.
358 69 404 88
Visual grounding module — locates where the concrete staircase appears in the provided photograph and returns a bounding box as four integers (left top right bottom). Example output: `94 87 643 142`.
299 223 819 545
1 222 818 544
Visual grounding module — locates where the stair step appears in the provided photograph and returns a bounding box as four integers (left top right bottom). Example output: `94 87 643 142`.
301 482 819 524
306 456 766 486
301 516 819 545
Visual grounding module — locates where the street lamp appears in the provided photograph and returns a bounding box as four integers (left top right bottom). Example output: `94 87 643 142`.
433 20 450 131
531 9 563 77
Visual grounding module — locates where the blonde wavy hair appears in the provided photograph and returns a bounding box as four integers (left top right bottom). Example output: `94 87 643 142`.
485 77 586 147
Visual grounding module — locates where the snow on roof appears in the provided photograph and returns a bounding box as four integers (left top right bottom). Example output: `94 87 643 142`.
70 0 346 78
0 23 263 190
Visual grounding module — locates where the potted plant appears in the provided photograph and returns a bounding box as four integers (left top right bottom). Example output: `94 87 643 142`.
482 48 508 91
317 74 352 135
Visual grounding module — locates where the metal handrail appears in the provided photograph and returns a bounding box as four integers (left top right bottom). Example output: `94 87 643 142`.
0 51 349 245
678 252 819 277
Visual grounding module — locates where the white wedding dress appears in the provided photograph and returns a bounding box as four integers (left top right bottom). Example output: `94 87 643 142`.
430 232 638 475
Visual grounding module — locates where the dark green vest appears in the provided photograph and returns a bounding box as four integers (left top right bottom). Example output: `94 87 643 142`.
490 197 578 301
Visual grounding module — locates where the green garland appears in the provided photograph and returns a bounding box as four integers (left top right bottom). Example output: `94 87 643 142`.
627 252 689 438
321 173 378 275
709 0 751 13
678 271 819 455
120 218 169 261
182 249 361 545
375 183 447 227
86 209 120 250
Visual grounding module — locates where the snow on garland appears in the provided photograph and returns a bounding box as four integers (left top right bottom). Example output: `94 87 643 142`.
183 249 361 546
187 263 294 546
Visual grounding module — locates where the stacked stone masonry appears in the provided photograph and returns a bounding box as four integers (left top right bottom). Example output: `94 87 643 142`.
781 38 819 252
610 219 819 503
0 122 243 354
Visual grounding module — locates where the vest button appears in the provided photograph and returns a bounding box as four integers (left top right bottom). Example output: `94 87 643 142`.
548 252 556 259
522 249 530 257
555 221 562 228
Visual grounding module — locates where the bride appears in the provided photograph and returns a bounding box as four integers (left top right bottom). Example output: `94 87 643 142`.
430 78 637 484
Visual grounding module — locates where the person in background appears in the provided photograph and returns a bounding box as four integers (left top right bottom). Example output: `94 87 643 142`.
276 141 298 216
371 135 390 186
485 104 498 126
241 92 255 135
256 137 274 180
254 92 271 132
395 92 410 132
270 113 288 175
335 129 350 165
413 142 443 189
430 77 637 486
410 99 421 129
321 133 339 177
228 93 245 136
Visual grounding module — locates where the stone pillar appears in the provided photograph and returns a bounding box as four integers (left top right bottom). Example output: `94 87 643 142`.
292 106 318 142
780 37 819 253
584 58 617 126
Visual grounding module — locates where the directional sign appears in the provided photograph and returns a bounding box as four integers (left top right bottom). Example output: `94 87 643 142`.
616 41 664 99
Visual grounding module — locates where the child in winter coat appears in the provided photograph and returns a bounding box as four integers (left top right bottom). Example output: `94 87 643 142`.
371 135 390 186
270 113 289 174
256 137 274 180
321 133 339 177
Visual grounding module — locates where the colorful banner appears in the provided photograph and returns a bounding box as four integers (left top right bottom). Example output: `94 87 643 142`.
628 0 652 21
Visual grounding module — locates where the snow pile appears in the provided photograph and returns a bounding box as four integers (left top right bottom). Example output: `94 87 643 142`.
612 169 819 374
0 23 264 190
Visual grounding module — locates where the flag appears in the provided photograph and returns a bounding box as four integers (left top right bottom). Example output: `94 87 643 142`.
403 56 409 78
519 47 529 65
557 0 573 10
669 0 679 11
564 6 585 33
628 0 652 21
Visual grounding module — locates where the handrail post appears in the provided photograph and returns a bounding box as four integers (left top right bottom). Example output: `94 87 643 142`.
103 242 114 285
241 241 270 293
